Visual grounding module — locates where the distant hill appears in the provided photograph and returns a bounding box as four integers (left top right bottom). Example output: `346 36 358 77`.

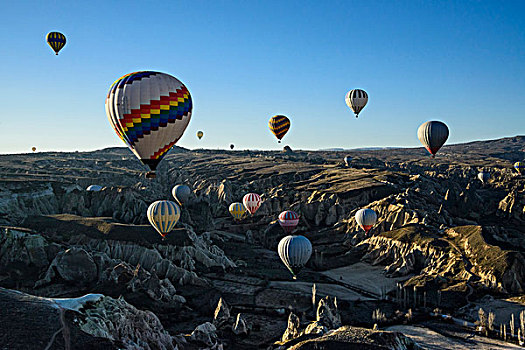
87 145 189 156
320 147 397 152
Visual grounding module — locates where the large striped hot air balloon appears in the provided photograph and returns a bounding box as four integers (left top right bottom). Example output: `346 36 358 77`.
417 121 449 158
46 32 66 55
278 235 312 279
229 202 246 220
515 161 525 175
105 71 192 178
355 208 377 233
243 193 262 215
278 210 299 233
269 115 290 143
345 89 368 118
147 200 181 238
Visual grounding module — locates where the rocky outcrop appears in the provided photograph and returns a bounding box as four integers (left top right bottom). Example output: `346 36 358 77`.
188 322 221 349
281 312 302 342
287 325 421 350
80 295 177 350
361 225 525 294
0 287 178 350
497 189 525 220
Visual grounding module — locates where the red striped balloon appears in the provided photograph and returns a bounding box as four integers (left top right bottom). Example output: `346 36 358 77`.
243 193 262 215
278 210 299 233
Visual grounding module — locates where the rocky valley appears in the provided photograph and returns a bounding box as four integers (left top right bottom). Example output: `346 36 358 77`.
1 136 525 349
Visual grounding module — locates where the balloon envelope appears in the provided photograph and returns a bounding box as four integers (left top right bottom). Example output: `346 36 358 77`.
31 147 36 152
344 156 352 166
278 210 300 233
229 202 246 220
46 32 66 55
172 185 191 206
147 200 181 238
345 89 368 117
105 71 192 175
269 115 290 143
514 161 525 174
278 235 312 278
243 193 262 215
230 144 234 150
197 131 204 139
355 208 377 233
417 121 449 157
86 185 103 192
478 171 490 184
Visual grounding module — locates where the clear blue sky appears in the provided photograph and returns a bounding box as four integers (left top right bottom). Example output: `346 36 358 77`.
0 0 524 153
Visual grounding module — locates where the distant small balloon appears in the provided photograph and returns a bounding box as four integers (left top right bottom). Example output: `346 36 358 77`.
229 202 246 220
46 31 66 55
86 185 103 192
243 193 262 215
417 121 449 157
278 235 312 279
172 185 191 206
32 147 36 152
147 200 180 238
477 171 490 184
355 208 377 233
514 161 525 175
344 156 352 166
230 144 235 150
269 115 290 143
278 210 300 233
197 131 204 139
345 89 368 118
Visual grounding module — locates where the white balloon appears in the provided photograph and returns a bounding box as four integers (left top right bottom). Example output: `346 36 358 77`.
278 235 312 278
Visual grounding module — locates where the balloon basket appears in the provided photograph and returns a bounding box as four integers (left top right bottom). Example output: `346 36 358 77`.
145 171 156 179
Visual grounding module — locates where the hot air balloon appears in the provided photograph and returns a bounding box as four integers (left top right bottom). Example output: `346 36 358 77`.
105 71 192 179
345 89 368 118
478 171 490 184
197 131 204 139
417 121 449 158
31 147 36 152
230 144 235 150
355 208 377 233
243 193 262 215
229 202 246 220
278 235 312 279
86 185 103 192
147 200 181 238
172 185 191 206
269 115 290 143
514 162 525 175
46 32 66 55
344 156 352 167
278 211 300 233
